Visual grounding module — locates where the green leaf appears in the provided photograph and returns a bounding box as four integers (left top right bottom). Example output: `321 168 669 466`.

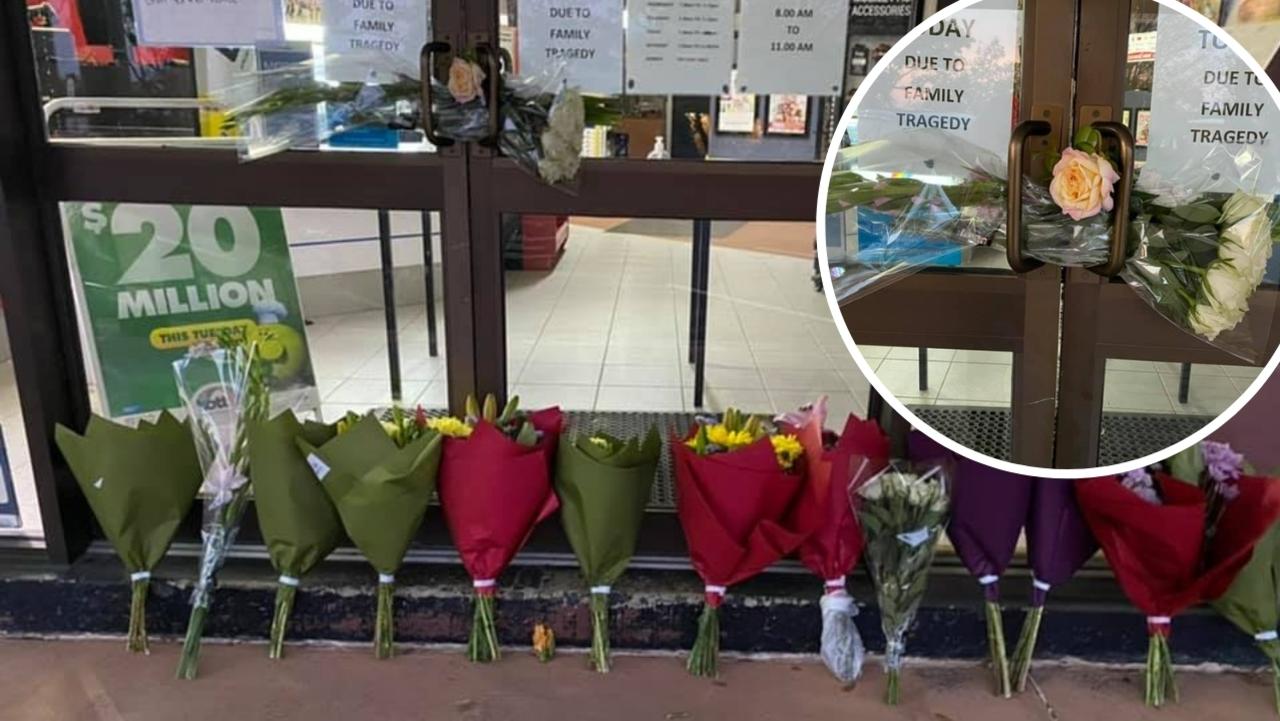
1173 204 1222 225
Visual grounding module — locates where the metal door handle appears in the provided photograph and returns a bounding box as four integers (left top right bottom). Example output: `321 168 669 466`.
474 42 501 145
1006 119 1053 273
1088 121 1136 278
420 41 454 148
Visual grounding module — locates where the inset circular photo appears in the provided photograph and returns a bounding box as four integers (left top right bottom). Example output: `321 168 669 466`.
818 0 1280 475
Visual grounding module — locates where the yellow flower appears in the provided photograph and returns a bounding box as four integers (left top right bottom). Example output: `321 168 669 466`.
705 424 754 450
426 416 474 438
770 434 804 470
532 623 556 662
588 436 611 449
381 421 402 442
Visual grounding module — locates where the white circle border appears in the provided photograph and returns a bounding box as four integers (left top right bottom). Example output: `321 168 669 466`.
814 0 1280 480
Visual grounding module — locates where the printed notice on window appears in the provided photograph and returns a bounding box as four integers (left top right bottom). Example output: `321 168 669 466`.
323 0 431 82
131 0 283 47
518 0 624 93
854 0 1019 174
626 0 735 95
1142 5 1280 196
735 0 850 95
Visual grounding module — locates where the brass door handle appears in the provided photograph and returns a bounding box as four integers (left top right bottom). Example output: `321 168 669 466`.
1088 121 1136 278
420 41 455 148
1006 119 1053 273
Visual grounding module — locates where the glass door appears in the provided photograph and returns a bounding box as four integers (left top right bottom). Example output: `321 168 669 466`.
1054 0 1280 468
0 1 461 560
833 0 1280 469
834 0 1070 467
452 0 1043 422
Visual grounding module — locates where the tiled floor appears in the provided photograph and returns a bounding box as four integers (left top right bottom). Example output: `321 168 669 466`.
311 221 872 424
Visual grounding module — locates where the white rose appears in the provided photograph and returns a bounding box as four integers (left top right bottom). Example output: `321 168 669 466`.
859 479 883 501
1189 303 1230 340
1220 192 1269 226
1203 262 1251 313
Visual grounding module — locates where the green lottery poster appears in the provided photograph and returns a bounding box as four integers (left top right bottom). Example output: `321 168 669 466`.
64 202 319 418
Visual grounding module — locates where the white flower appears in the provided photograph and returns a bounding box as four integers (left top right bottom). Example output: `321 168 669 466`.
1203 262 1251 313
859 479 883 501
1190 293 1248 340
1220 192 1269 226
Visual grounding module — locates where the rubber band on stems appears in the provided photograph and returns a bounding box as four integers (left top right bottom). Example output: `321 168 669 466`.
1010 577 1051 693
1144 616 1178 707
588 585 612 673
978 575 1012 698
468 579 500 663
686 586 725 678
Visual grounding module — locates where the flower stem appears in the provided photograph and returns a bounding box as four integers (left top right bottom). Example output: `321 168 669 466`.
374 581 395 660
126 578 150 654
1009 605 1044 693
467 593 500 663
589 592 611 673
984 600 1012 698
1145 632 1178 707
268 582 297 660
175 604 208 680
885 667 901 705
686 603 720 678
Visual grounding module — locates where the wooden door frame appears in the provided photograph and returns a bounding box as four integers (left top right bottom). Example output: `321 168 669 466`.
840 0 1078 467
1053 0 1280 467
0 3 463 564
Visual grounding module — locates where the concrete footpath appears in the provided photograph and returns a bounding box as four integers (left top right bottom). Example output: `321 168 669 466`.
0 638 1273 721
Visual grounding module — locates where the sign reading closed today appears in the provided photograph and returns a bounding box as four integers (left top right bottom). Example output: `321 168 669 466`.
518 0 624 94
853 0 1019 170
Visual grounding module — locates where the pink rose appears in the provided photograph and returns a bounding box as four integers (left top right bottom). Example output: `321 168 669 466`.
447 58 485 104
1049 148 1121 221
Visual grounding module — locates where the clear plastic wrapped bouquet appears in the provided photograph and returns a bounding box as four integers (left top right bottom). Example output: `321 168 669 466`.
851 459 951 705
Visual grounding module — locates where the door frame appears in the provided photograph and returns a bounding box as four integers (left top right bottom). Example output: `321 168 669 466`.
839 0 1079 467
0 2 466 563
1053 0 1280 468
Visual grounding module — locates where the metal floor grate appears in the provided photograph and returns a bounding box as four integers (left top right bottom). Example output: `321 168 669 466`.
908 406 1213 465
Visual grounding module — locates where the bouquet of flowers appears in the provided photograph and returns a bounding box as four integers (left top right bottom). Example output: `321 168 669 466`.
909 432 1030 698
54 411 203 653
674 409 810 678
1170 442 1280 714
219 50 619 188
1212 521 1280 715
433 56 619 188
825 125 1278 358
1122 190 1278 359
298 408 444 659
246 411 344 659
851 458 951 705
781 398 889 685
554 425 661 672
1009 478 1097 692
436 395 563 663
1075 445 1280 707
174 337 271 680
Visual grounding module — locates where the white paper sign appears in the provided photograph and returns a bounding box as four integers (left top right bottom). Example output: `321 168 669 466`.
735 0 850 95
854 0 1020 171
626 0 736 95
518 0 624 93
131 0 283 47
1142 6 1280 197
323 0 431 82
